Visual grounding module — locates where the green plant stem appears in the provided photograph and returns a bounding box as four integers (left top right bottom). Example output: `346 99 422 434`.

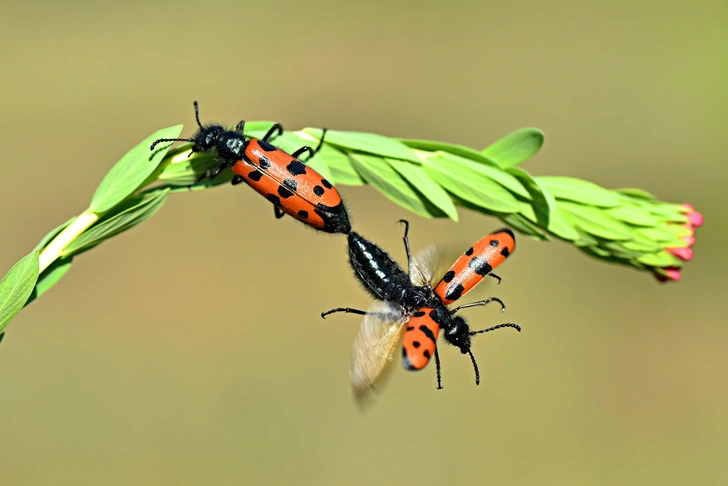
38 210 99 273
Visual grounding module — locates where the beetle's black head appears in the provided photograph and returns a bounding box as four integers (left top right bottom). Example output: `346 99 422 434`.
444 315 472 354
191 124 226 153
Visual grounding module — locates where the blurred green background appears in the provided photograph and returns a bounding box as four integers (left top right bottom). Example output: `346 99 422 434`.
1 0 725 484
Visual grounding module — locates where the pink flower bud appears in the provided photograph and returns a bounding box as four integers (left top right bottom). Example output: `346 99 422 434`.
665 267 682 281
667 247 694 261
682 235 696 246
655 267 682 283
686 211 704 228
682 203 695 211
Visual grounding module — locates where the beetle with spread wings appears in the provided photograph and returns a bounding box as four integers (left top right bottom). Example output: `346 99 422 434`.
322 220 521 407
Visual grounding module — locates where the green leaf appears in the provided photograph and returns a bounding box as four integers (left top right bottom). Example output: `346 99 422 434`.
482 128 544 168
622 239 662 252
158 152 220 186
558 201 633 240
601 241 643 260
319 146 364 186
519 201 579 241
462 157 530 199
633 226 674 243
581 245 612 259
408 147 528 198
63 190 169 257
91 125 182 213
386 158 458 221
292 129 335 183
241 121 280 139
546 207 580 241
33 216 76 251
325 131 420 163
499 213 549 240
637 251 681 267
25 257 73 307
649 204 690 223
616 188 657 201
537 176 621 208
421 154 521 213
0 251 40 333
604 203 659 227
573 230 599 247
401 139 500 167
348 154 436 218
507 167 556 214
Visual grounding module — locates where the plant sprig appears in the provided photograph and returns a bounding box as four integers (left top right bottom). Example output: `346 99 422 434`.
0 121 702 342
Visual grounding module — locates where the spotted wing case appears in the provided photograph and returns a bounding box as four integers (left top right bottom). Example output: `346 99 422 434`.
232 139 351 234
434 229 516 305
401 308 441 371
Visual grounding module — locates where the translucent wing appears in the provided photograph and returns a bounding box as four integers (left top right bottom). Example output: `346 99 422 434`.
350 300 410 409
409 244 441 287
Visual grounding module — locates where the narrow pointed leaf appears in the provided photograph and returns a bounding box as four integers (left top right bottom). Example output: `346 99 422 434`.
386 158 458 220
558 201 633 240
499 213 550 240
325 131 420 163
241 121 280 140
482 128 544 168
538 176 621 208
63 190 169 256
402 139 500 167
349 154 435 218
622 240 661 252
91 125 182 213
616 188 657 201
508 167 556 212
421 154 520 213
0 251 40 333
605 204 659 226
519 201 579 241
463 157 530 199
638 251 681 267
321 147 364 186
25 257 73 307
634 226 675 242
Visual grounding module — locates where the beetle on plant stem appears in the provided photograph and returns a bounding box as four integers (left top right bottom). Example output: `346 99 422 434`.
150 101 351 234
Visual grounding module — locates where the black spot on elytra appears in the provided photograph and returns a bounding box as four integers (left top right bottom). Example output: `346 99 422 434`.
284 178 297 190
287 161 307 176
258 140 277 152
266 194 280 205
501 247 510 257
423 349 431 359
277 185 294 198
413 311 426 317
313 185 325 197
298 210 309 219
465 247 474 256
258 156 271 169
469 257 493 276
412 341 421 348
419 324 437 342
489 239 499 247
321 179 332 189
248 170 263 182
406 326 414 330
442 270 455 283
445 283 465 301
